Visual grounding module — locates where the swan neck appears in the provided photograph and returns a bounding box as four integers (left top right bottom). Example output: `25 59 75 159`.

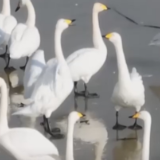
142 118 151 160
92 10 106 52
0 79 9 135
66 119 75 160
26 0 36 27
95 142 106 160
55 27 65 63
1 0 10 16
114 40 130 83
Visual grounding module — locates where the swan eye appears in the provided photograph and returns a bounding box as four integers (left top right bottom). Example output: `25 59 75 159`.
106 33 113 39
101 4 107 10
132 113 140 118
64 19 72 25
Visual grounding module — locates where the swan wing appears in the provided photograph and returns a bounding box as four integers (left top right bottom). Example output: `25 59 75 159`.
47 58 57 65
130 67 145 94
24 50 46 99
9 25 40 58
10 23 27 42
0 15 7 45
0 28 6 45
3 16 17 35
37 59 63 96
1 128 59 157
67 48 94 63
30 60 58 103
66 48 101 78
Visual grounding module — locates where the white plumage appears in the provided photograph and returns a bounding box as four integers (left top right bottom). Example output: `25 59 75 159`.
0 0 17 47
0 77 59 160
9 0 40 60
66 3 108 97
23 50 46 99
13 19 74 120
104 32 145 129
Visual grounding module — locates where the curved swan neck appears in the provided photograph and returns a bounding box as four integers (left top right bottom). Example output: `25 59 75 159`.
92 10 106 52
66 119 75 160
26 0 36 27
1 0 10 16
114 40 130 83
54 27 65 63
142 117 151 160
0 78 9 135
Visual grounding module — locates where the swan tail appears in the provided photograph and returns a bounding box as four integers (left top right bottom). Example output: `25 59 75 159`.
130 67 144 92
12 105 34 117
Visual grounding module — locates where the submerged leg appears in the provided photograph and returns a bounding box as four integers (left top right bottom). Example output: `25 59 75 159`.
20 56 29 70
0 45 8 58
128 113 142 130
112 111 126 130
42 116 63 139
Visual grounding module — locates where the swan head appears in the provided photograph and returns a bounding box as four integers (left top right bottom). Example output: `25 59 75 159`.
102 32 122 45
68 111 85 123
93 3 109 12
129 111 151 122
56 19 76 31
15 0 29 12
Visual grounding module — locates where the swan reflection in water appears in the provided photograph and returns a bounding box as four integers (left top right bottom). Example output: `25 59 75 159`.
54 97 108 160
113 132 142 160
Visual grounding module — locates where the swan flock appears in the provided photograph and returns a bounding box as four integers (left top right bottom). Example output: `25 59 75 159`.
0 0 156 160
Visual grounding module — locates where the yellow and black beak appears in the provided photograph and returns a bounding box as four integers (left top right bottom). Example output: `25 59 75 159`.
102 33 113 39
15 2 21 12
129 112 140 119
65 19 76 26
77 112 86 118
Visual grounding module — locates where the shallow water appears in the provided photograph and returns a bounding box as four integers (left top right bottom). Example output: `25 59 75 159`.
0 0 160 159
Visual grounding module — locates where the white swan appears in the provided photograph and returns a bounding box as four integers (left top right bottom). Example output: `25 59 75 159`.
23 50 45 99
0 77 59 160
103 32 145 130
13 19 74 138
0 76 85 160
7 0 40 70
0 0 17 60
130 111 151 160
66 2 108 98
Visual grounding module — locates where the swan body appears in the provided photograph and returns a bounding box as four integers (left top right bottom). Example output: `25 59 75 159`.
0 77 59 160
23 50 46 99
0 0 17 46
106 32 145 111
131 111 151 160
112 67 144 111
13 19 74 119
103 32 145 129
9 0 40 59
66 3 108 97
67 48 106 82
